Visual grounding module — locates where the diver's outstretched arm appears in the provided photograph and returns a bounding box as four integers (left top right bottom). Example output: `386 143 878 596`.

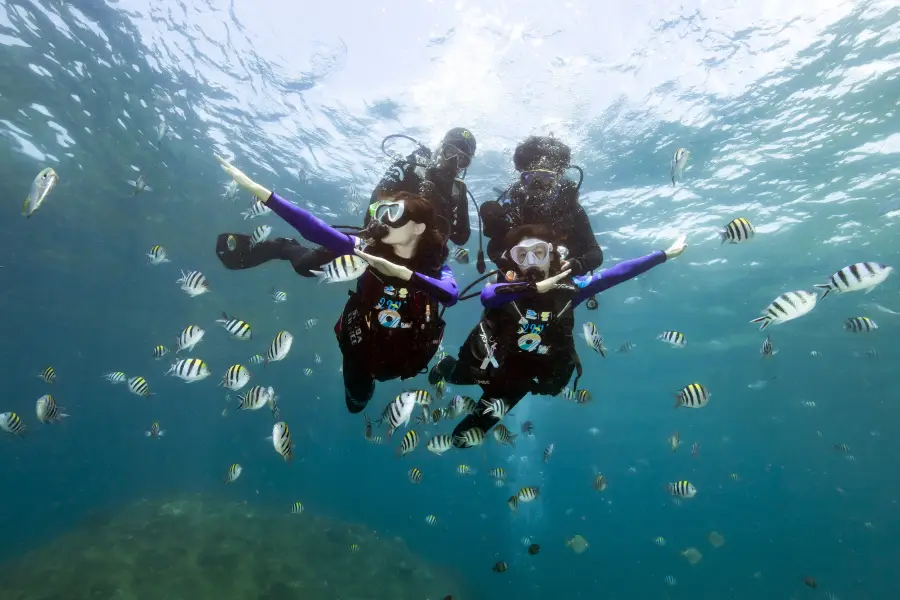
571 235 686 307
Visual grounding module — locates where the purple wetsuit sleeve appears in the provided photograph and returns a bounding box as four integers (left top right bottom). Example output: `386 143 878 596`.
409 264 458 306
573 250 667 307
266 191 356 255
481 282 530 309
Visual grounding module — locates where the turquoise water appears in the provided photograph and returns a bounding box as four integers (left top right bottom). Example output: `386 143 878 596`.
1 0 899 598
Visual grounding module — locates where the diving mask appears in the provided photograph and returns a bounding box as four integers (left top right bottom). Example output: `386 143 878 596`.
509 240 553 268
369 200 411 228
519 169 558 188
437 142 472 170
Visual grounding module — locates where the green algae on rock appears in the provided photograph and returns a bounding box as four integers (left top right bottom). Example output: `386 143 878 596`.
0 494 469 600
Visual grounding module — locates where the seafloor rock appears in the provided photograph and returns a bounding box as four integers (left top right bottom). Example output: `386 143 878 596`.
1 494 469 600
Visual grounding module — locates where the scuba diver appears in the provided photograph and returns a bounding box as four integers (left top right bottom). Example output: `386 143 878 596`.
429 224 687 446
480 134 603 274
215 155 459 413
214 128 476 276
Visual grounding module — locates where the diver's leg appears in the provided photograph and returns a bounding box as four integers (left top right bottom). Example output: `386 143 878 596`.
428 326 482 386
342 353 375 414
451 388 527 448
283 245 335 278
215 235 325 278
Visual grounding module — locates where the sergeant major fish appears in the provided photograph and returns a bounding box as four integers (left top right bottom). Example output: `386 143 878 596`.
815 262 893 298
145 421 166 438
241 199 272 219
265 331 294 365
35 395 69 424
166 358 211 383
749 290 817 330
250 225 272 248
177 270 210 297
146 245 170 265
311 254 368 284
675 383 710 408
582 322 607 357
0 412 26 436
216 312 252 340
176 325 205 353
22 167 59 217
720 217 755 244
269 422 294 462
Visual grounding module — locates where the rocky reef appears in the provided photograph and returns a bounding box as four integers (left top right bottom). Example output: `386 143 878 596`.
1 494 468 600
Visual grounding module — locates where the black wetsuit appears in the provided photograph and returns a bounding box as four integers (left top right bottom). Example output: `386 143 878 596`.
432 289 579 445
337 254 451 413
215 150 470 275
481 180 603 275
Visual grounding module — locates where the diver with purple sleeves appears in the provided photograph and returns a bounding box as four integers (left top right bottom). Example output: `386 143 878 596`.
216 155 459 413
214 128 476 276
429 223 687 446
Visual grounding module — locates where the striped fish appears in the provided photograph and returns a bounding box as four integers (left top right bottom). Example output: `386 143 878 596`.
145 421 165 438
845 316 878 333
216 312 252 340
720 217 755 244
617 342 637 353
291 502 304 514
127 376 151 397
594 474 607 492
310 254 368 284
749 290 817 331
221 364 251 390
236 385 275 411
453 246 469 264
271 421 294 462
177 270 209 297
481 398 508 419
507 495 519 511
166 358 211 383
249 225 272 248
543 443 554 464
675 383 710 408
39 366 56 384
761 335 777 358
265 331 294 365
103 371 127 384
35 394 68 424
152 345 168 360
383 391 418 436
408 467 423 484
425 515 437 525
657 330 687 347
582 322 607 357
426 434 453 455
248 354 264 365
667 480 697 498
490 468 506 480
517 486 540 502
454 427 485 448
224 464 242 483
815 262 892 298
492 424 517 448
176 325 205 353
0 412 26 435
271 289 287 303
397 429 419 456
146 244 170 265
241 199 272 219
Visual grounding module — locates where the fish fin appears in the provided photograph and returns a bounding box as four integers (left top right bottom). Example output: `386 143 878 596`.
309 269 326 283
673 395 681 409
864 286 874 295
145 431 151 436
813 284 831 298
22 196 30 216
158 431 166 436
749 316 769 331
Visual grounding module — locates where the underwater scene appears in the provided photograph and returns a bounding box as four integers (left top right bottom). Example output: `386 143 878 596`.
1 0 900 599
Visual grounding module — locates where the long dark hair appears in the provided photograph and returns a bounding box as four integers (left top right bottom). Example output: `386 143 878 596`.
369 191 448 272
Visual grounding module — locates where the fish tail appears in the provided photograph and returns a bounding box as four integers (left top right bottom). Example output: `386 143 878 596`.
749 316 769 331
813 284 831 299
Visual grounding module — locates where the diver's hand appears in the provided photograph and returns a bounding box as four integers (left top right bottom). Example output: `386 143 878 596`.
354 250 413 281
535 269 572 294
664 235 687 260
214 155 272 202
